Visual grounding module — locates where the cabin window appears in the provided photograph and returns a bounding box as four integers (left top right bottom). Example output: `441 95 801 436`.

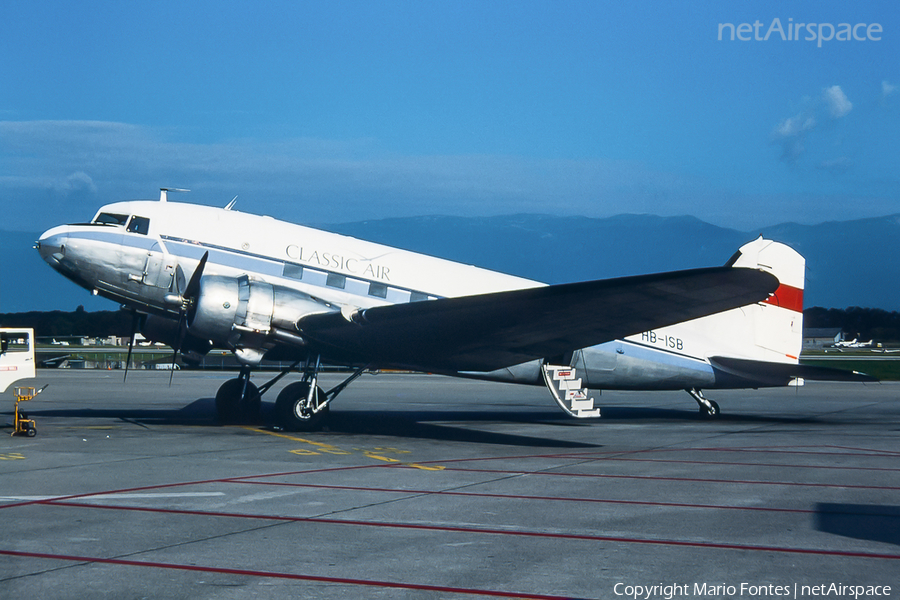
368 282 388 298
282 262 304 280
93 212 129 226
126 216 150 235
326 273 346 289
410 291 430 303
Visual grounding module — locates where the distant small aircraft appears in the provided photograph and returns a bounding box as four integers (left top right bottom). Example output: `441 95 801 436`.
834 337 875 348
36 190 874 430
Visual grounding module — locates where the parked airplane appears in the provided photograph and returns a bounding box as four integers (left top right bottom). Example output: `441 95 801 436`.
834 337 875 349
35 190 873 429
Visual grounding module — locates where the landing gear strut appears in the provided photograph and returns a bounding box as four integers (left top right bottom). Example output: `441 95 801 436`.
686 388 720 417
274 356 369 431
275 380 328 431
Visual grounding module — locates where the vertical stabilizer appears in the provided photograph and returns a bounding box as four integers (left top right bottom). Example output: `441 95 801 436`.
728 236 805 363
625 237 805 366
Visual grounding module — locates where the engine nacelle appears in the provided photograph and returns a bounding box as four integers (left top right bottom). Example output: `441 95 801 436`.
188 275 335 345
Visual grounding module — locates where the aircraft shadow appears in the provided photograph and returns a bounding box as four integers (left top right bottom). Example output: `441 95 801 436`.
587 405 821 425
6 401 823 437
3 398 219 427
13 404 822 425
316 409 600 448
6 399 600 449
815 503 900 547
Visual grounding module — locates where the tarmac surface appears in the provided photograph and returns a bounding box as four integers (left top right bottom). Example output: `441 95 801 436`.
1 370 898 599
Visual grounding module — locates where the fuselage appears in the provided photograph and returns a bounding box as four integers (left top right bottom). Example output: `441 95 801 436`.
38 200 542 316
37 198 798 392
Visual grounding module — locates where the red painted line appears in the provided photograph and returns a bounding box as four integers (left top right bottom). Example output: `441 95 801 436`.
555 456 900 474
371 445 900 470
813 445 900 457
425 467 900 491
676 446 900 458
555 447 900 460
0 550 579 599
228 479 815 514
0 464 382 511
23 503 900 561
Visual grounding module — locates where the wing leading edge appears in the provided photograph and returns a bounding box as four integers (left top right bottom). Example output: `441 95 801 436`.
295 266 779 372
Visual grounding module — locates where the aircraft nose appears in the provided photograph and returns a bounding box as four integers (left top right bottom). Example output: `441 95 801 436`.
35 225 71 267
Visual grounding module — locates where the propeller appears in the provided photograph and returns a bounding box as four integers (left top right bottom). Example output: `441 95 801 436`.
170 251 209 385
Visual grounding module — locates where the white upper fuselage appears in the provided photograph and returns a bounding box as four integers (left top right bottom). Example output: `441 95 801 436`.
38 199 543 316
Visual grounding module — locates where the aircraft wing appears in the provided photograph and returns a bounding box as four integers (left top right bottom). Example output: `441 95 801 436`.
295 266 778 372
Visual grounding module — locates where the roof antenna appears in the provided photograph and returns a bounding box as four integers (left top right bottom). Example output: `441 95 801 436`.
159 187 190 202
224 196 238 210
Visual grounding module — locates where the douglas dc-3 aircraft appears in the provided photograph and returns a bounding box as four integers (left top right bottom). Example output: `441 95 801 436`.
36 189 873 430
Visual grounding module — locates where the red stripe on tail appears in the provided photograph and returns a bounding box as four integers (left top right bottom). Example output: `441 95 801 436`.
763 284 803 313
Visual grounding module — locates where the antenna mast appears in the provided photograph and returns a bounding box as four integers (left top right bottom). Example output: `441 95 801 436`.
159 187 191 202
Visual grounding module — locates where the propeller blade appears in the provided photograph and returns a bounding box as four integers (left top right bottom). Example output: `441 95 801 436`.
169 347 178 386
169 252 206 387
123 311 139 382
184 252 209 301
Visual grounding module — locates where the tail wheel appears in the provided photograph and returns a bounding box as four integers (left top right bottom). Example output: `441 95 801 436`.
215 378 261 424
275 381 329 431
699 400 720 418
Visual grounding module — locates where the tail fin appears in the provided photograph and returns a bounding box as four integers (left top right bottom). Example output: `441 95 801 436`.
707 238 875 384
726 236 805 363
642 237 805 365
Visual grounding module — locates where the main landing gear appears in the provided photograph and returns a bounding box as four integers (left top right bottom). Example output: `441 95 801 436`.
686 388 720 417
213 357 368 431
215 366 262 424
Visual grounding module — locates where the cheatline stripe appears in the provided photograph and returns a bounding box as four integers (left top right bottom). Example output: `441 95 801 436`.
0 550 581 599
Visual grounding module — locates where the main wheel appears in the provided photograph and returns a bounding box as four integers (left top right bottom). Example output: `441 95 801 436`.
275 382 329 431
700 400 720 418
215 378 261 424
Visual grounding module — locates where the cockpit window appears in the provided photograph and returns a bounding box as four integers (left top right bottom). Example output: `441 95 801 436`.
93 212 129 226
126 216 150 235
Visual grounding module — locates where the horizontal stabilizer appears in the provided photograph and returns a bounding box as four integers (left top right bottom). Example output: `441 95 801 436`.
710 356 878 386
297 266 778 372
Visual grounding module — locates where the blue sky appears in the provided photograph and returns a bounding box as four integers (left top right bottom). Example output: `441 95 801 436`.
1 0 898 233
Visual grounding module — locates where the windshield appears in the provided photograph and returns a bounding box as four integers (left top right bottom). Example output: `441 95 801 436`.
92 212 129 226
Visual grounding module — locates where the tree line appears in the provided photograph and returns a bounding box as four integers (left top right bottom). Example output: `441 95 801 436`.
3 305 900 344
803 307 900 342
0 306 133 338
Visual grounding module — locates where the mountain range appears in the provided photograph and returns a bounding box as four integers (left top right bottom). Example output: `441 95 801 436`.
2 213 897 313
